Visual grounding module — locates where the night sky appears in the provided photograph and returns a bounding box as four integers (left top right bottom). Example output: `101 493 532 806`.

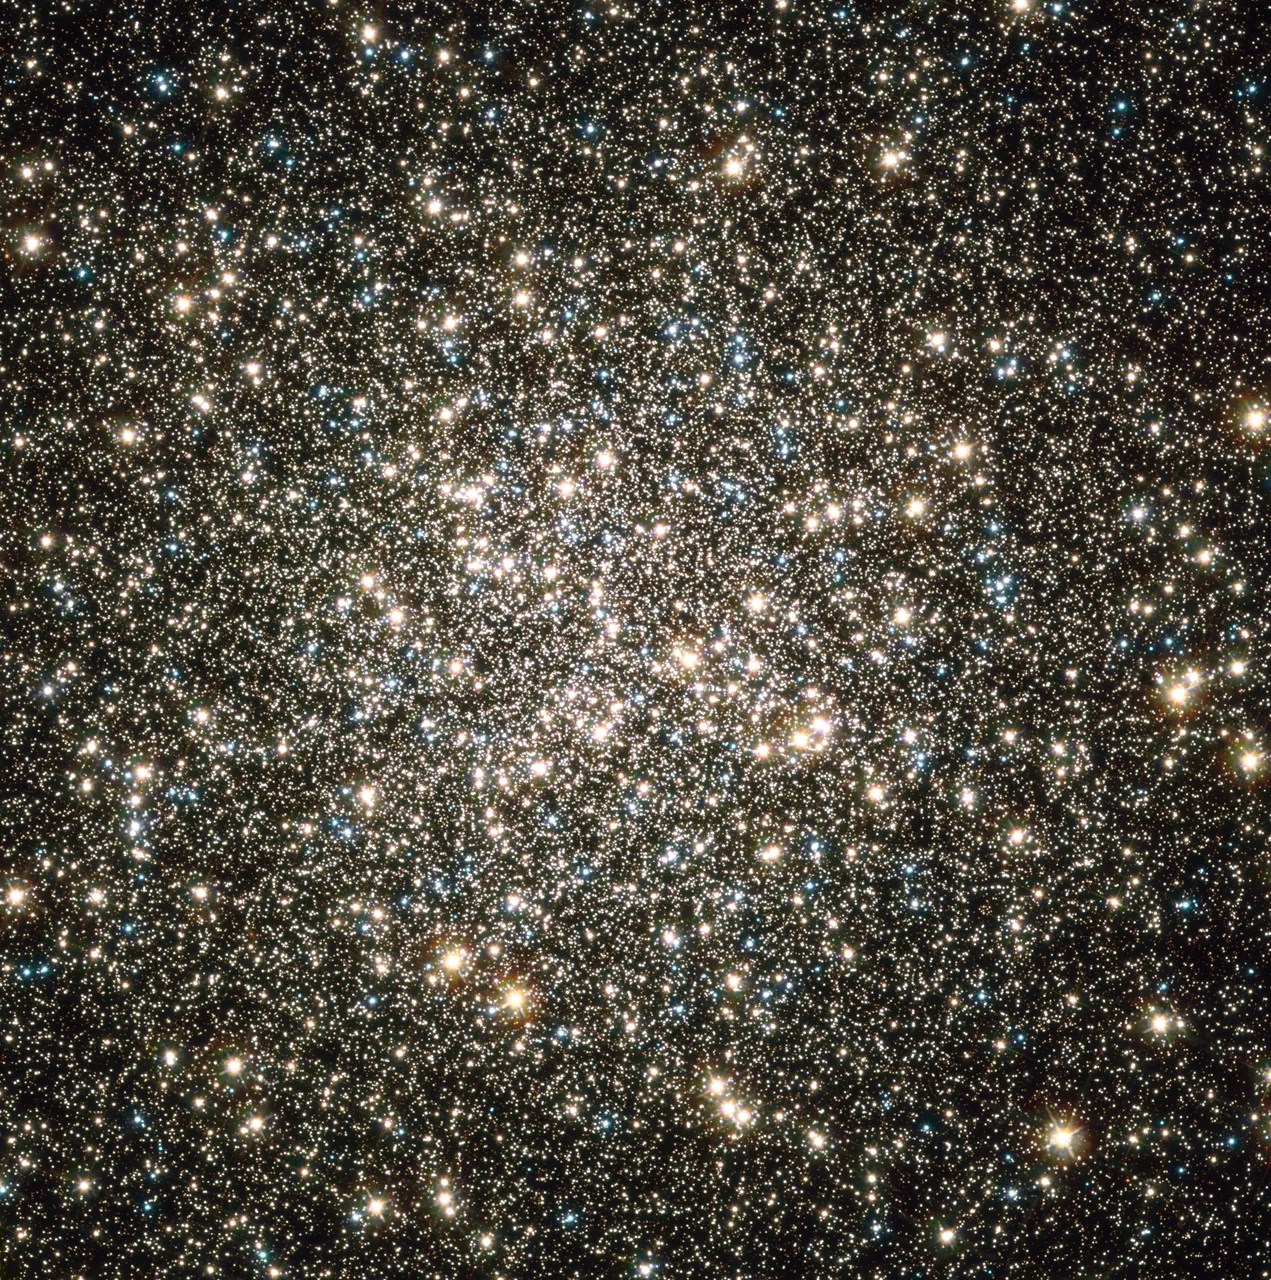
3 2 1271 1276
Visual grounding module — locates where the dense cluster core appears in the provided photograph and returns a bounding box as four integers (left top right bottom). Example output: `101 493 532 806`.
2 3 1270 1277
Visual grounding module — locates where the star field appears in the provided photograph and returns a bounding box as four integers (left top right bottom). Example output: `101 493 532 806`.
2 2 1271 1276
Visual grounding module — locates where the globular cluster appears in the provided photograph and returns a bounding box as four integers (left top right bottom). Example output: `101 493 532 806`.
2 2 1270 1276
